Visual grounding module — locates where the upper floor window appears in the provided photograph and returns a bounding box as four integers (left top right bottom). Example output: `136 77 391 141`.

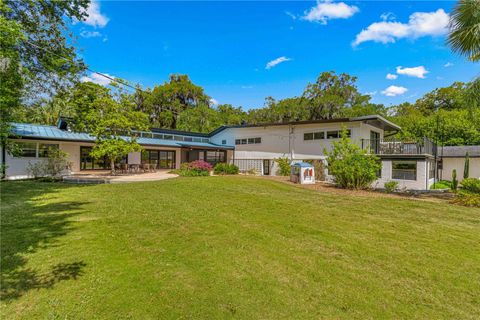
304 132 324 141
235 137 261 145
222 140 227 145
327 129 351 139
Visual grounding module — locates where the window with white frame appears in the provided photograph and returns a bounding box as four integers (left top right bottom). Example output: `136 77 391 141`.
235 137 261 145
15 142 37 157
326 129 351 139
304 131 325 141
38 143 59 157
392 161 417 180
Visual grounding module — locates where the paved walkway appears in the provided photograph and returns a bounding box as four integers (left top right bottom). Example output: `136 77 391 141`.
63 170 178 184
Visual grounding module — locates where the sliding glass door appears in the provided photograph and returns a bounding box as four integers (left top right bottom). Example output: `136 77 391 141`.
80 146 110 170
142 150 176 169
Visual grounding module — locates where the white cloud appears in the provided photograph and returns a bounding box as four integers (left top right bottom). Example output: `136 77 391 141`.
353 9 449 46
265 56 291 69
209 98 219 106
396 66 428 78
444 62 454 67
302 0 359 24
386 73 398 80
84 1 109 28
80 30 102 38
365 91 377 96
382 85 408 97
80 72 114 86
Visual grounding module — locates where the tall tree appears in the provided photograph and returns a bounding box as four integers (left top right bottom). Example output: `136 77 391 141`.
414 82 466 115
177 102 219 133
145 74 210 129
1 0 90 172
448 0 480 62
303 71 368 119
215 104 248 126
70 82 150 174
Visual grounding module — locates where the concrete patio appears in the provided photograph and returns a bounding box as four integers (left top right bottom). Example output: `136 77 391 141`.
63 170 178 184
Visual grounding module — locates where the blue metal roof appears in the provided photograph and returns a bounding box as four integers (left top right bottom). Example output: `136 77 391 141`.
10 123 234 150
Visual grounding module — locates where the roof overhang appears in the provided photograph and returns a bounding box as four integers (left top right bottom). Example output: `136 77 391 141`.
351 115 401 133
208 115 402 136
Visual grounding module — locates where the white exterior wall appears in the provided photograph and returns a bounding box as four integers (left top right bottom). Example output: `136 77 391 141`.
4 139 92 179
213 121 383 176
441 157 480 180
4 139 184 179
374 159 430 190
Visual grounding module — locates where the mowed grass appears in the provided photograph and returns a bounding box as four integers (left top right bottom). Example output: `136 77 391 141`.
1 177 479 319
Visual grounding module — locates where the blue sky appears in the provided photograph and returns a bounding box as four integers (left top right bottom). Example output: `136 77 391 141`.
72 1 479 110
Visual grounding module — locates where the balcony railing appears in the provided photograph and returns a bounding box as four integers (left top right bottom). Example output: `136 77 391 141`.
361 138 436 156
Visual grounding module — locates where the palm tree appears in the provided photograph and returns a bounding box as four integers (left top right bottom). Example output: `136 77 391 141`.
448 0 480 62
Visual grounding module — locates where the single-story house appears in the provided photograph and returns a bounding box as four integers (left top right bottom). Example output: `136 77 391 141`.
1 115 441 190
439 145 480 181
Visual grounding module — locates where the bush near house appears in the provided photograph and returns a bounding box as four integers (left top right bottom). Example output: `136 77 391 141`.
460 178 480 194
26 147 70 179
325 128 381 190
449 178 480 208
305 159 326 181
451 191 480 207
174 160 213 176
452 169 459 191
384 181 399 193
430 180 452 190
275 157 291 176
213 163 239 175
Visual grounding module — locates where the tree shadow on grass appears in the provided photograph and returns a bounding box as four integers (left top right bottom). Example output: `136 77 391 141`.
1 181 91 301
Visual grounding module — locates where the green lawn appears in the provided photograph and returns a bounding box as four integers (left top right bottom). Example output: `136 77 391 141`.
1 177 479 319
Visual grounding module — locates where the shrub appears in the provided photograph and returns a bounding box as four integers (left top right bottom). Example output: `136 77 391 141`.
175 160 212 177
325 127 381 189
305 159 326 181
214 163 239 175
246 168 258 175
26 147 70 179
464 152 470 179
452 169 458 191
26 161 45 179
430 180 452 190
275 157 291 176
384 181 399 193
450 191 480 208
460 178 480 194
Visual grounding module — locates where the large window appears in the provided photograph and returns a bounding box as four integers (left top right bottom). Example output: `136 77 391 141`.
326 130 351 139
235 137 261 145
392 161 417 180
16 142 37 157
38 143 59 157
142 150 175 169
304 131 325 141
206 151 225 164
80 146 111 170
